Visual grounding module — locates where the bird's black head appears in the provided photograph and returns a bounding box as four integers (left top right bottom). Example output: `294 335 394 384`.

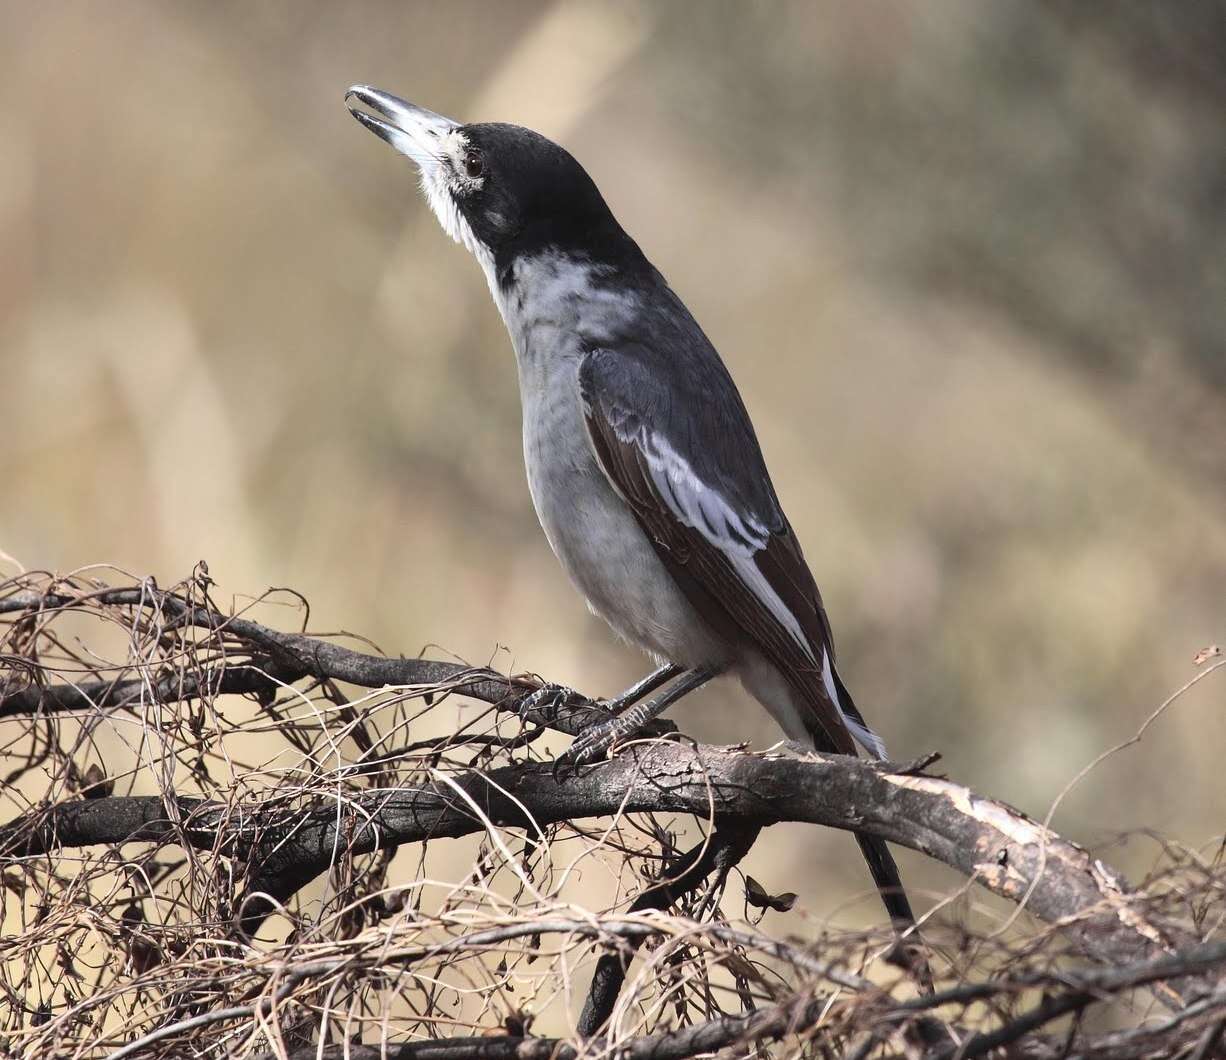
346 85 635 273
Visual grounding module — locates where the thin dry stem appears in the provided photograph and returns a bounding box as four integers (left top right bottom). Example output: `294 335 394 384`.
0 569 1223 1059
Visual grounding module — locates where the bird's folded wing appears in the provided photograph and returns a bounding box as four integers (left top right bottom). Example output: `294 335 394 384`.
578 344 868 756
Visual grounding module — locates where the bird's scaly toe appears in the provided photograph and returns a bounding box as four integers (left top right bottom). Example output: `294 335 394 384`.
553 717 625 776
517 682 588 723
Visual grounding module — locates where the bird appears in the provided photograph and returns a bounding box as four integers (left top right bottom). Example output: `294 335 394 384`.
345 84 920 937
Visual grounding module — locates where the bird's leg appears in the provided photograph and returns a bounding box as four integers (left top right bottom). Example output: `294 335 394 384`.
604 662 685 715
556 664 721 772
517 662 682 723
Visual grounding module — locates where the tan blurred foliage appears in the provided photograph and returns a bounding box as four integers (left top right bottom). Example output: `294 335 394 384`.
3 2 1225 928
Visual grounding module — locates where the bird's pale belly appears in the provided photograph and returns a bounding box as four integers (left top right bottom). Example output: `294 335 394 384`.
520 377 728 669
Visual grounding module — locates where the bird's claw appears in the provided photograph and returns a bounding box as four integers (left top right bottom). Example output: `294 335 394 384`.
551 717 623 779
517 682 589 723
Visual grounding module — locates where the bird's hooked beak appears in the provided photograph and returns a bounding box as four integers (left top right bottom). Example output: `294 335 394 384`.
345 83 492 265
345 84 459 169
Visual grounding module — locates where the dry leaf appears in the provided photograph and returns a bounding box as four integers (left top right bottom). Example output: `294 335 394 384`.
81 764 113 800
745 875 798 913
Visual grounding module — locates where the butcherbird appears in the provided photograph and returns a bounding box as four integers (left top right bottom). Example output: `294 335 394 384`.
345 84 920 937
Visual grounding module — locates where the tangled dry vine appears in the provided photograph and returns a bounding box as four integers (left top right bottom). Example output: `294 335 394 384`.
0 568 1222 1059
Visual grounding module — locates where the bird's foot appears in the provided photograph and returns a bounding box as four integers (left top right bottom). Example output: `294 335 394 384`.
551 716 637 778
551 700 668 778
516 682 591 724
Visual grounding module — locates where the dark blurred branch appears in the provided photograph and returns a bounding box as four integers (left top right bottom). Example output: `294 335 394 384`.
927 940 1226 1060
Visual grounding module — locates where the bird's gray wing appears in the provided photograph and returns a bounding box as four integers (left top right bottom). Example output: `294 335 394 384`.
578 342 884 758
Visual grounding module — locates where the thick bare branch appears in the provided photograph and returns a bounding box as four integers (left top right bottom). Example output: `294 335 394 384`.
0 739 1191 985
4 573 1222 1059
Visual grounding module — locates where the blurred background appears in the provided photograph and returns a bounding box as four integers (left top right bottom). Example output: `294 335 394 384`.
3 2 1225 927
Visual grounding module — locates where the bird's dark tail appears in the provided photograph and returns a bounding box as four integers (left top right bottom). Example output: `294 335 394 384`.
825 667 933 990
756 646 931 985
855 830 917 928
857 831 934 993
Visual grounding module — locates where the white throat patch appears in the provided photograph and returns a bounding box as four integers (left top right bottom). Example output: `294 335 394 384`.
417 130 477 242
415 130 498 297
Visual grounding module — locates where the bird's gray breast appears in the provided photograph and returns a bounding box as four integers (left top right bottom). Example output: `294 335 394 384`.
498 254 724 665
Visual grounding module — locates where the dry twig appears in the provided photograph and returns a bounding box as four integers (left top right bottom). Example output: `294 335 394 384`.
0 569 1223 1059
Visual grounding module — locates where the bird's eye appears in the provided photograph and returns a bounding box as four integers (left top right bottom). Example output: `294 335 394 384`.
463 152 484 179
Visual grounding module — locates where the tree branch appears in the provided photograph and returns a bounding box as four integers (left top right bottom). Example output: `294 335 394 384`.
5 576 1220 1060
0 739 1193 992
217 934 1226 1060
256 992 831 1060
578 817 762 1036
0 588 660 738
